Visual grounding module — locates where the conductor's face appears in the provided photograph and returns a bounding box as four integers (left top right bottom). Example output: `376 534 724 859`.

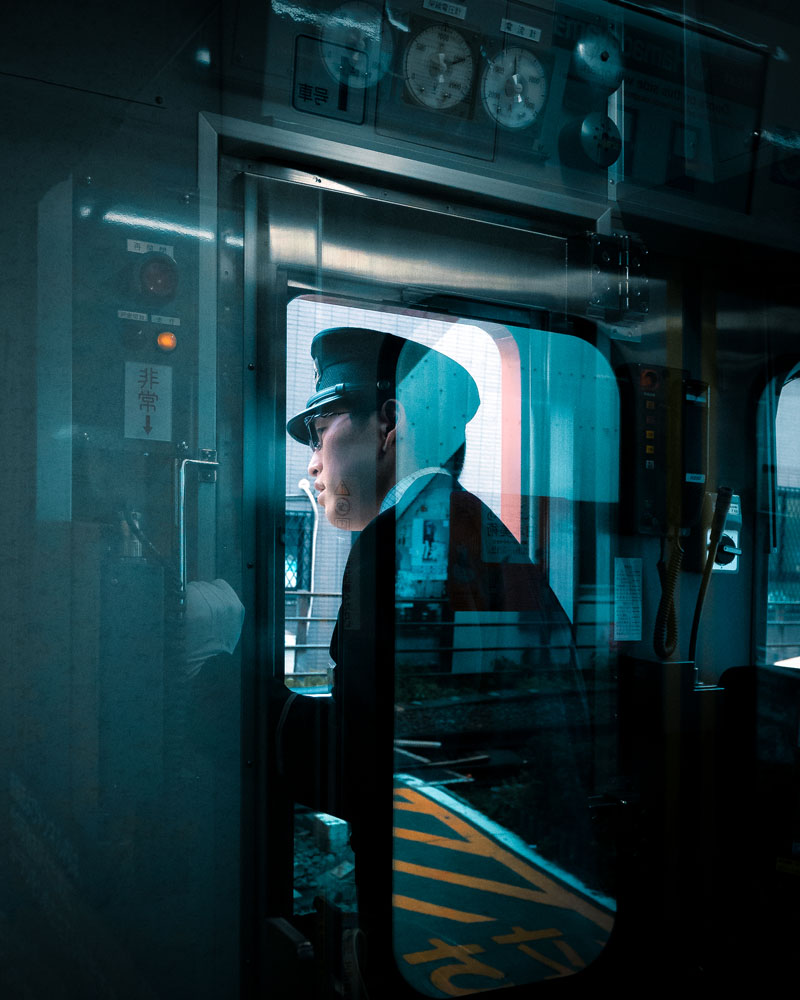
307 408 396 531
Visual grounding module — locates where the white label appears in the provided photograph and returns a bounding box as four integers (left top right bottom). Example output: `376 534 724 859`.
614 557 642 642
150 314 181 326
500 17 542 43
423 0 467 20
124 362 172 441
126 239 174 259
117 309 148 322
685 472 706 483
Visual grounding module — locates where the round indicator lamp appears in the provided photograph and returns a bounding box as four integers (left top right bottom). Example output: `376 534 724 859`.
139 253 178 300
157 330 178 352
580 112 622 166
572 32 624 95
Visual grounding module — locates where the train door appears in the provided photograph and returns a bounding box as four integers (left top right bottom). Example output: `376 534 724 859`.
236 166 622 996
22 178 245 997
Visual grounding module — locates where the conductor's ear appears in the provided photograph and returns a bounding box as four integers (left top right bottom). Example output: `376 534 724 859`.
379 399 402 453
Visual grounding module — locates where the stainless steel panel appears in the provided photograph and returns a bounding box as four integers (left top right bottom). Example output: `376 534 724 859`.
253 170 568 312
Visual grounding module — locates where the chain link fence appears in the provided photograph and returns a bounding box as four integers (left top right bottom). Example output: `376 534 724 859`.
768 486 800 662
284 510 313 591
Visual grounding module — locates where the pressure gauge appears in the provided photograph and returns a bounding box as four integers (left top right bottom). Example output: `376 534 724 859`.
321 1 393 88
404 23 474 111
481 47 547 130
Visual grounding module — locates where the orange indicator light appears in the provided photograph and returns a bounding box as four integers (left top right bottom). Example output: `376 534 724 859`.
157 330 178 352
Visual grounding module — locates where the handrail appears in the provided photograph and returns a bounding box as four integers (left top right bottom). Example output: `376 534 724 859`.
285 592 343 599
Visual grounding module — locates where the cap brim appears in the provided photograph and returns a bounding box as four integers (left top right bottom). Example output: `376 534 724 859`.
286 402 325 444
286 384 373 444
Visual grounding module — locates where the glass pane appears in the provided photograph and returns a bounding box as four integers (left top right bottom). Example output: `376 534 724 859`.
768 377 800 666
390 326 616 994
283 293 617 992
15 178 244 997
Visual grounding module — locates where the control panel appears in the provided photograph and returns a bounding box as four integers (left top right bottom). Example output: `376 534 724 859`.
69 182 200 547
256 0 767 219
618 365 709 537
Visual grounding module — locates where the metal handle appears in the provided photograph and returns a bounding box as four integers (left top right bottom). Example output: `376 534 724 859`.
177 449 219 590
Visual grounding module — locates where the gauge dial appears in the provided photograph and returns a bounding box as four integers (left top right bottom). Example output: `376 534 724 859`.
404 23 474 111
321 1 393 89
481 47 547 130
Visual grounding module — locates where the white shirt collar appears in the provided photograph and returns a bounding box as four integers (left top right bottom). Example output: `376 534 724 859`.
380 467 452 516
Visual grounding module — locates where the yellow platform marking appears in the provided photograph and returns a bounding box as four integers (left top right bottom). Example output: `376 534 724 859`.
518 945 575 978
393 895 496 924
396 859 567 907
394 786 613 933
491 927 562 945
403 939 509 996
553 938 586 969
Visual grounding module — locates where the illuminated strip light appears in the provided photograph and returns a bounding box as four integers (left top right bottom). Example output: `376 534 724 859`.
270 0 408 36
270 1 325 28
760 128 800 151
774 656 800 668
103 210 215 242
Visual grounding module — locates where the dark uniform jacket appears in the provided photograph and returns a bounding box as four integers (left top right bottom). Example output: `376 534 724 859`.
276 473 590 933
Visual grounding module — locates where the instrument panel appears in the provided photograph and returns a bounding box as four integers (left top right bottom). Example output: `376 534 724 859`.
261 0 767 228
273 0 610 170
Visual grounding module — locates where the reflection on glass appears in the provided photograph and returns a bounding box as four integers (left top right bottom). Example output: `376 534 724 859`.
283 299 618 993
388 328 615 993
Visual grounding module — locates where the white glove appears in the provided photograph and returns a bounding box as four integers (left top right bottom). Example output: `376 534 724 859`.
184 579 245 677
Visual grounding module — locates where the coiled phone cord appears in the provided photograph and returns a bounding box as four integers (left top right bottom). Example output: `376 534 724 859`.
688 486 733 670
654 535 684 659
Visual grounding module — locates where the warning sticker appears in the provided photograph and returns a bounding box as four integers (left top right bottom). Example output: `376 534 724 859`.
124 362 172 441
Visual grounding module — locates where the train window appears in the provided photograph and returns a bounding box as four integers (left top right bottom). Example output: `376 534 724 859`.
284 297 507 691
390 326 617 994
284 511 314 591
518 326 619 621
767 372 800 667
282 293 618 993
